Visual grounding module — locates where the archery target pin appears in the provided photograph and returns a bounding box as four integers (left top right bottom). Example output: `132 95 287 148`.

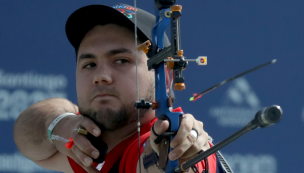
164 56 207 65
196 56 207 65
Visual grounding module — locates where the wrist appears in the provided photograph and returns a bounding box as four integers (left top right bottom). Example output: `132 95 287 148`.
48 113 76 142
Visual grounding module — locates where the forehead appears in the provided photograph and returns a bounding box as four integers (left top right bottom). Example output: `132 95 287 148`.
79 24 135 49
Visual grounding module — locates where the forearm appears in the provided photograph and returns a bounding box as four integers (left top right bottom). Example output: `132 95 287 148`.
13 98 78 161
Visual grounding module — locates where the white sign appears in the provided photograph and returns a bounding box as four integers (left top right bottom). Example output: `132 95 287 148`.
0 70 67 90
209 77 262 127
0 69 68 120
0 152 55 173
223 153 277 173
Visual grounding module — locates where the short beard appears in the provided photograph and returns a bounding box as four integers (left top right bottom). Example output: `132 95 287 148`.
79 83 155 132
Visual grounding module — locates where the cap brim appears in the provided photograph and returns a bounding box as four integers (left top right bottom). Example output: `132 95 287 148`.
65 5 149 50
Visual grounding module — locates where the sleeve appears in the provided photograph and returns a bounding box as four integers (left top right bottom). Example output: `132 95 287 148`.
119 132 150 173
195 142 217 173
67 156 87 173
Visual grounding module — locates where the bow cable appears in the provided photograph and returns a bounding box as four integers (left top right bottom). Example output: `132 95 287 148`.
133 0 143 172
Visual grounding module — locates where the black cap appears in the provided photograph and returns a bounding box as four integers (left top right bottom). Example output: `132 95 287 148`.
65 4 170 52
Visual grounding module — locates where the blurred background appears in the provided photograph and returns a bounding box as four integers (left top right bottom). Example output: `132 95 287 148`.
0 0 303 172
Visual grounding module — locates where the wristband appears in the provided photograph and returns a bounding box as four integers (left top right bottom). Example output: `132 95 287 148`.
47 113 76 142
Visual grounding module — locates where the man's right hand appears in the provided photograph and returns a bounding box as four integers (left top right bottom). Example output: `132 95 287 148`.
52 114 102 173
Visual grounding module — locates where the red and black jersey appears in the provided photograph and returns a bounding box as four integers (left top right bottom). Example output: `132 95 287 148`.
68 108 218 173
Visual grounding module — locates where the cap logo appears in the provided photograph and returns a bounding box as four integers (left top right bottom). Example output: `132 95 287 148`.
113 4 137 19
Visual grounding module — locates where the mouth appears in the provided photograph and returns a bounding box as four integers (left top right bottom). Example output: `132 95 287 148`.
93 94 116 100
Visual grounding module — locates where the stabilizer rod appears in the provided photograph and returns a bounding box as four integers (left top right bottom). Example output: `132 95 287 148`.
173 105 283 173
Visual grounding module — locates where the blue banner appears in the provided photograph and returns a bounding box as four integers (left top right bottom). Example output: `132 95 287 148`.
0 0 303 172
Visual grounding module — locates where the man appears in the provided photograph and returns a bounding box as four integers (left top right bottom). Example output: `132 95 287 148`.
14 4 231 173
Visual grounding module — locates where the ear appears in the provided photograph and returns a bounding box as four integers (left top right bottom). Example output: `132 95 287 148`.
165 66 171 94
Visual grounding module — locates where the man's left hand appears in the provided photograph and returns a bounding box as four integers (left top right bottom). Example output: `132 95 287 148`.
150 114 210 163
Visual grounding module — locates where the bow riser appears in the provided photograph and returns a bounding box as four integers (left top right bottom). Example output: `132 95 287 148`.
154 62 183 172
151 5 184 173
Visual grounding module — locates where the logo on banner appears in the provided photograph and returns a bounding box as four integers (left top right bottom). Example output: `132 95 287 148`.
209 77 262 127
223 153 277 173
0 152 53 172
113 4 137 19
0 69 68 120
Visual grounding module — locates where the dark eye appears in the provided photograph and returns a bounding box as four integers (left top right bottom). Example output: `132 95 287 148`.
115 59 129 64
83 63 96 69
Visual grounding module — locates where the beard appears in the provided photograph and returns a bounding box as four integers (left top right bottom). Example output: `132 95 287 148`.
79 83 155 132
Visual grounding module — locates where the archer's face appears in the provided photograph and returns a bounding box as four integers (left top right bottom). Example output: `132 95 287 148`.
76 24 154 130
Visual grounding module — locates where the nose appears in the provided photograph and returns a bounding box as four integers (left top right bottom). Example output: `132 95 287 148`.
93 65 113 85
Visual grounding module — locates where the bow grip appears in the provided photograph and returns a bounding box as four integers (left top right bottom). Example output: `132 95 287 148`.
164 111 183 172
